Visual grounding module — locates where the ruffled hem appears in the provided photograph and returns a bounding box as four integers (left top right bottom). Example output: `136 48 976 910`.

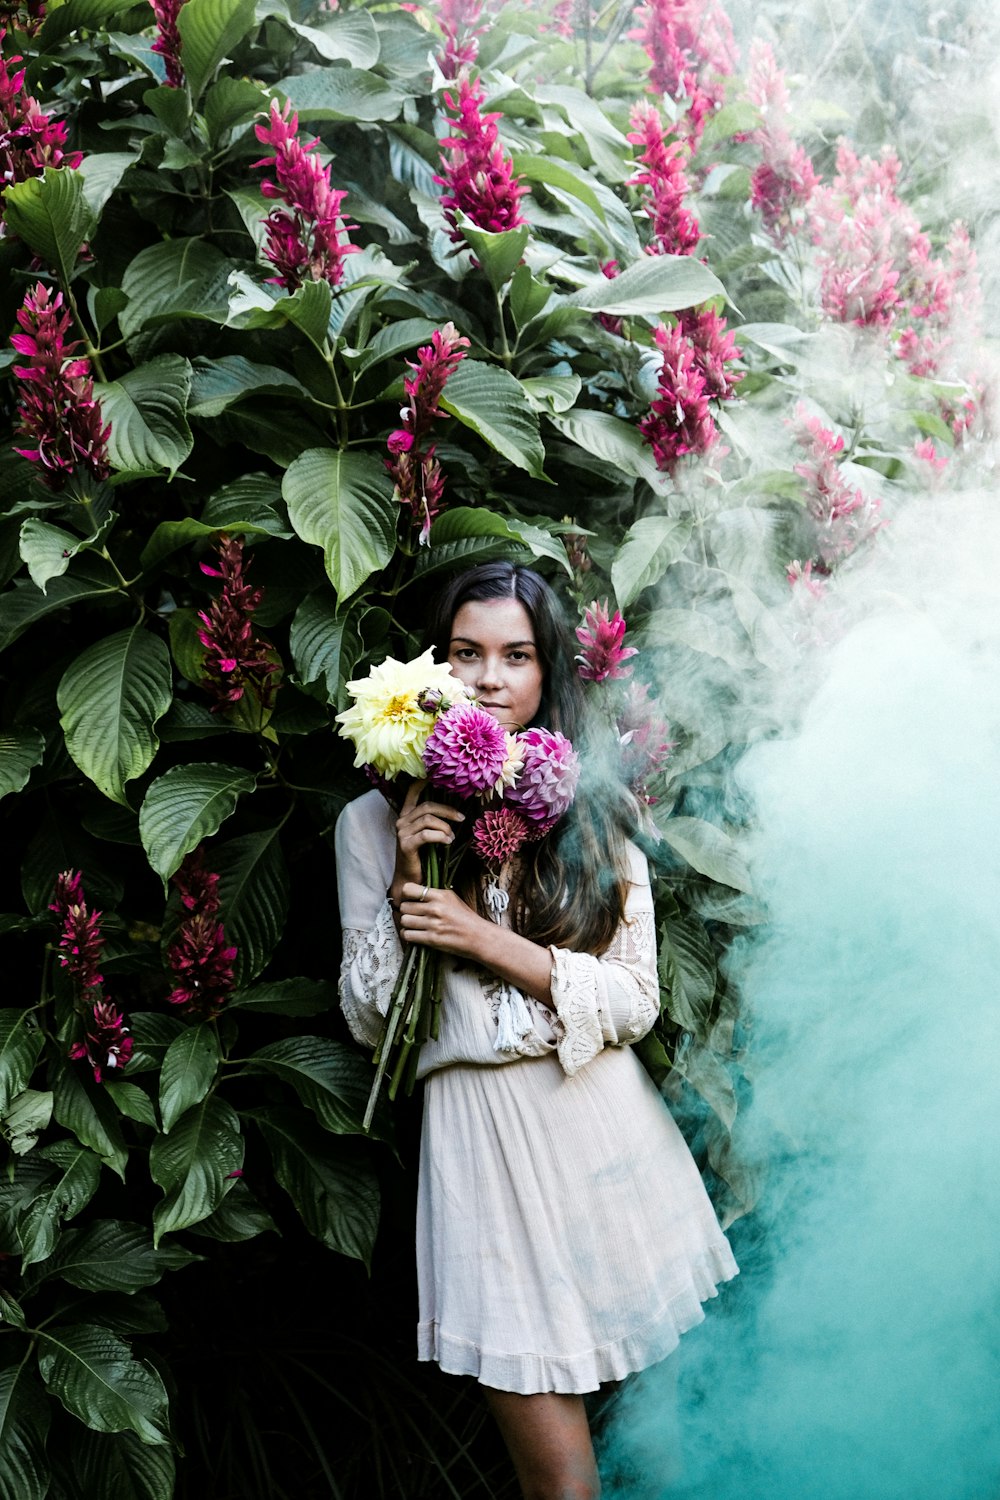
416 1244 738 1395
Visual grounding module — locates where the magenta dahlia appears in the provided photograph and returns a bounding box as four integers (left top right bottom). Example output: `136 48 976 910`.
504 727 580 826
424 700 511 798
472 807 531 866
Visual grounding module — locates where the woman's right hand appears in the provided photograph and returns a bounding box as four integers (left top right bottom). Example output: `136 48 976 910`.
390 779 465 897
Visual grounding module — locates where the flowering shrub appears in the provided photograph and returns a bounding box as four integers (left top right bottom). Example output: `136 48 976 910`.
0 0 992 1488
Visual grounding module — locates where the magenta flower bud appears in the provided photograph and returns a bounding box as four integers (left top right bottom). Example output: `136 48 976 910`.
252 98 358 292
69 1000 134 1085
417 686 445 713
197 534 281 713
165 848 238 1017
575 600 639 684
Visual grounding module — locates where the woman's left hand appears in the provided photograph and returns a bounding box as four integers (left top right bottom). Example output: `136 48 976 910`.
399 883 486 961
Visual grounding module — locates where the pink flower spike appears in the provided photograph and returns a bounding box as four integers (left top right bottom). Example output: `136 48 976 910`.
165 848 238 1017
436 75 527 242
615 680 675 804
386 322 469 542
639 322 717 474
252 97 358 292
435 0 488 78
197 534 281 712
50 869 105 995
11 283 110 488
150 0 185 88
423 700 511 798
575 599 639 683
0 33 82 242
627 104 700 257
69 999 134 1085
505 727 580 826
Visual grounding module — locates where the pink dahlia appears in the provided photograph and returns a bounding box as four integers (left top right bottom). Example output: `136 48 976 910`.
424 700 511 798
576 599 638 683
505 727 580 826
472 807 530 865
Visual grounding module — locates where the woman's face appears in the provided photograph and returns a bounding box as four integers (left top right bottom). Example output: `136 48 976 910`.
447 597 544 730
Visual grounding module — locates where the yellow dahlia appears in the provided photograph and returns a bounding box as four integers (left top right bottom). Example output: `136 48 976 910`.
335 650 464 779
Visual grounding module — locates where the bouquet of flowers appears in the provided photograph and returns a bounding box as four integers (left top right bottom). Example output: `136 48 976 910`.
336 649 579 1127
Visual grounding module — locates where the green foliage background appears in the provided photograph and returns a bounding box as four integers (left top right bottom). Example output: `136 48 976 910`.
0 0 991 1492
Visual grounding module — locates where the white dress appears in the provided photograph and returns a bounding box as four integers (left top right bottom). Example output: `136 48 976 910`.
336 789 738 1395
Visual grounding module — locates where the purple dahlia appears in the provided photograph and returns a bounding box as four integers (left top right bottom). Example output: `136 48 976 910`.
504 727 580 826
424 700 511 798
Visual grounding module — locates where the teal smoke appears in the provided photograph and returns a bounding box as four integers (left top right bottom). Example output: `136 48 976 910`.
604 505 1000 1498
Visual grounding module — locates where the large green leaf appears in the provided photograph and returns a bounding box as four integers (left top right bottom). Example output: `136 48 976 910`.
77 153 137 222
36 1324 170 1445
149 1095 244 1243
344 317 440 376
177 0 257 101
51 1067 127 1178
140 514 289 575
215 825 289 987
412 506 570 579
289 594 389 706
1 1089 53 1156
0 1363 50 1500
126 1015 185 1075
228 977 335 1016
548 409 664 486
186 1177 277 1242
510 154 603 216
2 168 95 284
276 67 405 122
249 1106 379 1267
41 1219 198 1293
0 1011 44 1117
611 516 694 609
658 816 753 893
203 76 268 145
139 763 256 886
454 217 529 294
16 1138 103 1269
283 7 379 66
658 906 718 1039
241 1036 386 1138
642 608 754 670
37 0 134 44
0 561 120 653
158 1023 220 1134
120 240 232 339
0 726 44 800
439 361 546 478
57 626 173 807
187 355 310 418
54 1427 175 1500
566 255 726 316
283 449 396 601
95 356 193 478
18 519 92 595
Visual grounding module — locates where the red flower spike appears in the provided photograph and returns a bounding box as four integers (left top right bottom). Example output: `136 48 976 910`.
575 600 639 684
150 0 184 88
252 98 358 292
196 534 281 712
50 869 105 996
627 104 700 257
0 31 81 240
436 0 488 79
166 848 238 1017
69 1000 134 1084
639 322 717 474
436 74 527 242
385 322 470 544
11 283 110 488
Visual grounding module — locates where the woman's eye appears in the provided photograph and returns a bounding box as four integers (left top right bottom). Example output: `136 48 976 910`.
454 648 477 661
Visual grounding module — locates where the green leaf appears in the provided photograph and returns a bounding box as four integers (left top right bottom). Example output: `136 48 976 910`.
36 1324 169 1445
149 1095 244 1243
412 506 569 579
566 255 726 316
611 516 693 609
519 374 581 414
17 1139 103 1269
19 519 87 594
454 216 529 293
0 729 44 802
283 449 396 602
166 607 208 687
186 1177 277 1242
225 273 333 348
2 168 95 283
54 1427 175 1500
290 593 389 705
103 1081 158 1128
126 1015 185 1075
38 0 134 45
659 906 718 1039
158 1024 220 1134
276 67 405 123
229 977 335 1016
511 154 603 217
120 240 232 339
509 264 552 329
658 816 753 893
284 7 380 66
1 1090 53 1156
57 626 173 807
643 608 754 670
344 317 440 375
215 824 289 987
0 561 119 653
77 153 137 222
178 0 257 102
250 1106 379 1267
51 1068 128 1179
95 355 193 478
242 1036 386 1138
0 1011 44 1117
0 1363 50 1500
681 1045 737 1129
139 763 256 886
140 515 288 575
203 76 268 145
547 409 663 486
42 1219 198 1292
187 355 309 418
439 361 546 479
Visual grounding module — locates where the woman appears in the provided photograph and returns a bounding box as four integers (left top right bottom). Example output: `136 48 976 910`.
336 563 737 1500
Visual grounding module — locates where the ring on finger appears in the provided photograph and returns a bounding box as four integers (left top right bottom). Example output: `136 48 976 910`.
420 885 430 902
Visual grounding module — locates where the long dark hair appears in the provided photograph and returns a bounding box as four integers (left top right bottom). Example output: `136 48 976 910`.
427 562 638 955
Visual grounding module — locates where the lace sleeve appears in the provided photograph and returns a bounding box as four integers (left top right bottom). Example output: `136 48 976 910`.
339 898 404 1050
549 847 661 1077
